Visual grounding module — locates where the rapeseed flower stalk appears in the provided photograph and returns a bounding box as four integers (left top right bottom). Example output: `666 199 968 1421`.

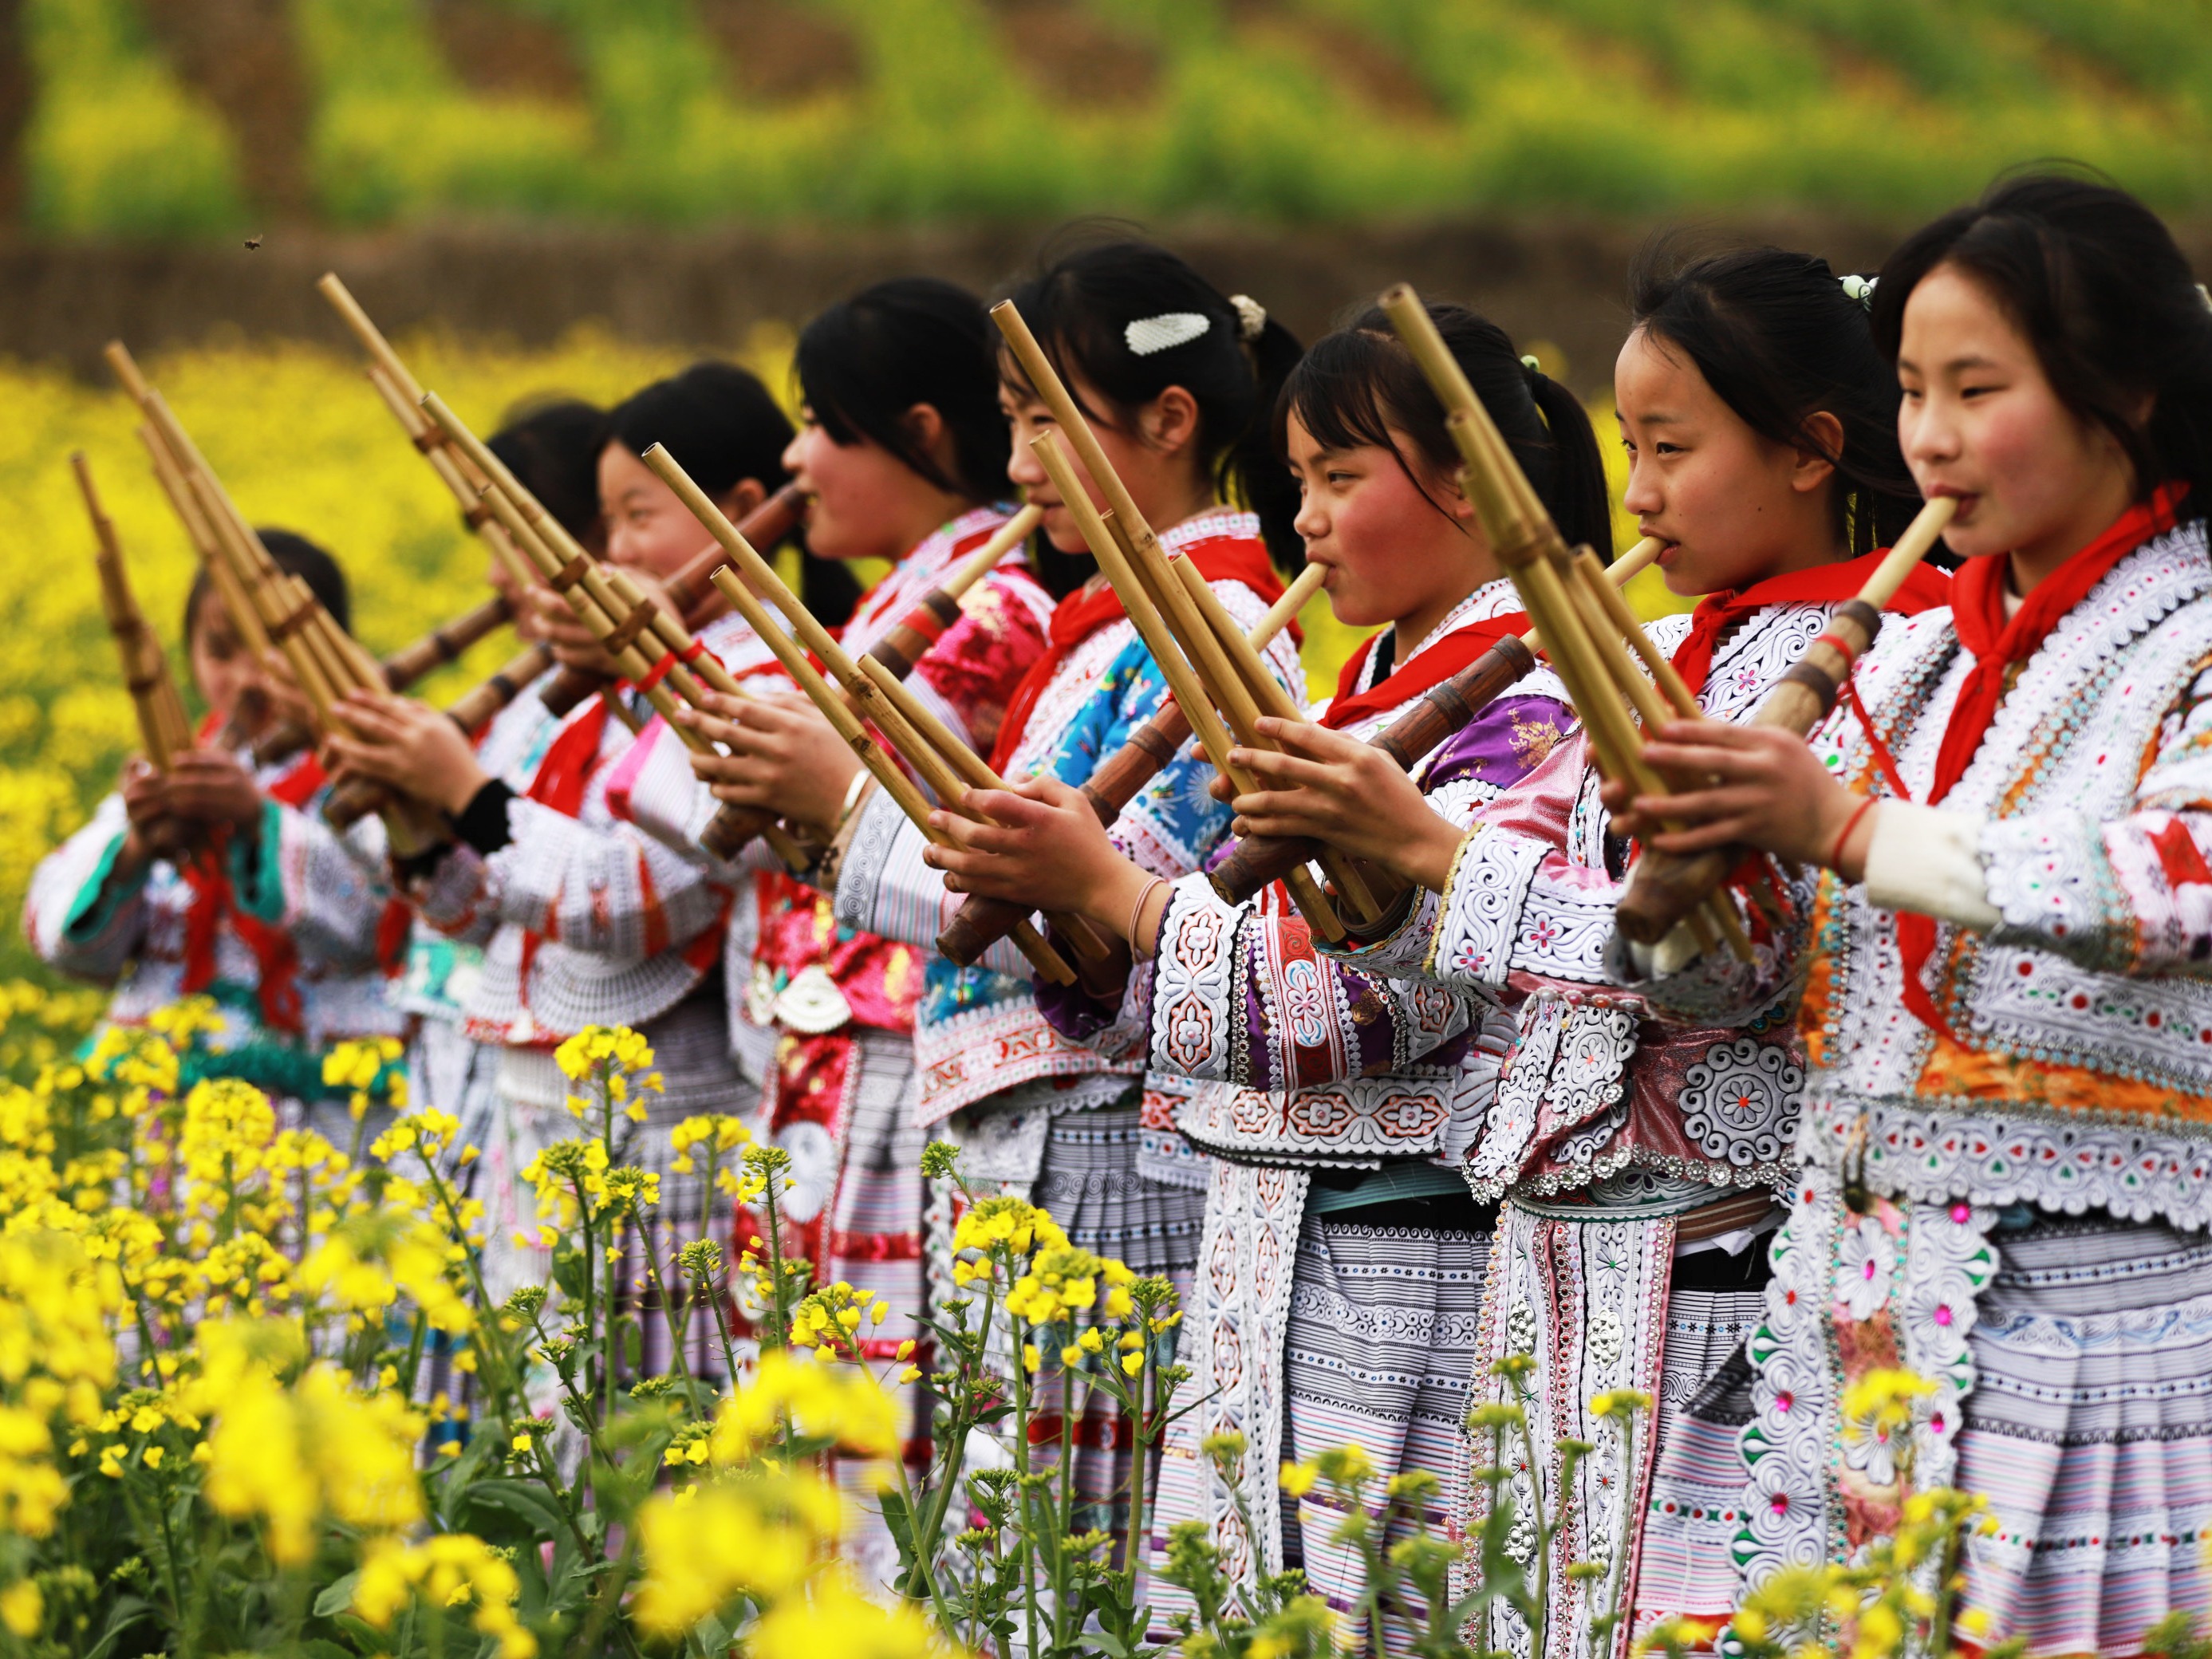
354 1531 536 1659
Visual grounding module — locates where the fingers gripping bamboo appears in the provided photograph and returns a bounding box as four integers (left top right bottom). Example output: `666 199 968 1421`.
992 301 1348 942
701 563 1073 985
849 655 1116 964
935 560 1323 968
1164 553 1389 920
1023 433 1345 944
1613 495 1959 947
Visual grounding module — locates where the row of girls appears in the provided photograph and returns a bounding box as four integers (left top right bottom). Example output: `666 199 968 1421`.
30 168 2212 1659
917 174 2212 1658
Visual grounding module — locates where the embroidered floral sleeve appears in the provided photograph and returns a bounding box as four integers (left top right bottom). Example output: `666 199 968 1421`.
416 794 729 965
905 571 1053 763
253 798 391 971
1136 875 1479 1089
1957 654 2212 978
22 794 145 980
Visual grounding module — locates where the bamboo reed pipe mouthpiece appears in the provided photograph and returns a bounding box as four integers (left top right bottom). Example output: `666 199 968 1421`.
866 502 1044 680
1613 495 1960 949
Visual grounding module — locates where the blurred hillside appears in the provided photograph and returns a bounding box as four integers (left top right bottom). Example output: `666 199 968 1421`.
8 0 2211 236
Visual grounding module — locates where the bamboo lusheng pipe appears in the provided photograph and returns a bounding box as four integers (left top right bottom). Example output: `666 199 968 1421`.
1208 538 1661 909
1162 550 1389 922
538 483 806 722
1378 289 1744 959
993 313 1348 947
700 560 1073 986
991 296 1362 937
325 640 557 831
934 560 1325 969
634 442 1052 891
1023 428 1345 945
416 393 802 869
77 452 193 770
1614 494 1959 948
866 503 1045 682
845 655 1116 968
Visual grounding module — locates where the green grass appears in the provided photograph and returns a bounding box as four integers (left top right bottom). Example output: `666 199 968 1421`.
18 0 2212 235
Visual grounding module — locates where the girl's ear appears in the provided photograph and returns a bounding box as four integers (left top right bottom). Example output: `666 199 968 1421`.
1790 411 1845 495
1141 385 1201 457
719 477 769 522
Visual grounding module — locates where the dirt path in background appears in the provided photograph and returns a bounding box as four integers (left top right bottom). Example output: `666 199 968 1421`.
9 216 2208 396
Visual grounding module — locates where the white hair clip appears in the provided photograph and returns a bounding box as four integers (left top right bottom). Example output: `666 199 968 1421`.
1841 274 1877 309
1125 312 1211 357
1228 294 1268 342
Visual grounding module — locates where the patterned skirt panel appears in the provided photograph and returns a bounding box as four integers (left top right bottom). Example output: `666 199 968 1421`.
1952 1215 2212 1658
1281 1220 1490 1658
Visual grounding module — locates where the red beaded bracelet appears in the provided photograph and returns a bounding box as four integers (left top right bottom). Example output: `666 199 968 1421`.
1829 794 1880 874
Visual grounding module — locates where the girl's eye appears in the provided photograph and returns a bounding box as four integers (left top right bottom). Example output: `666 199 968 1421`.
1653 442 1682 456
1960 381 1999 400
1326 471 1354 487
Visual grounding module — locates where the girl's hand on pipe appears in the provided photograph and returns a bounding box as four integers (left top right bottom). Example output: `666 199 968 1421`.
1218 715 1463 893
674 688 859 831
1601 719 1876 878
921 776 1156 940
327 692 490 817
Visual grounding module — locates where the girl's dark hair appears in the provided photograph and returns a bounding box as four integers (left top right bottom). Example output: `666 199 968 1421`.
1278 301 1613 561
608 361 860 627
795 277 1011 504
185 529 349 647
1000 238 1306 571
1632 243 1921 557
490 398 605 545
794 277 1071 600
1870 171 2212 518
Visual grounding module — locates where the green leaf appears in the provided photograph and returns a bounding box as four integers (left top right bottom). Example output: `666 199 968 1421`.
313 1568 364 1618
468 1476 577 1546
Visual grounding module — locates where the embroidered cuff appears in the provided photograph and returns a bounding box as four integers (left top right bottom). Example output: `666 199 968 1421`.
453 780 517 857
1424 825 1547 989
1149 874 1240 1085
61 830 144 943
1865 802 1998 930
225 800 286 924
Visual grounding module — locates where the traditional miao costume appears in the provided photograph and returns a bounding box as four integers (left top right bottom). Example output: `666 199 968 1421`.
614 506 1053 1580
24 723 405 1131
405 608 778 1372
1636 491 2212 1657
1039 577 1572 1649
1335 554 1948 1658
396 663 565 1175
830 506 1299 1536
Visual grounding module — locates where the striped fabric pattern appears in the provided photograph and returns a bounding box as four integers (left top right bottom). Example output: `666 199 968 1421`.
1952 1214 2212 1657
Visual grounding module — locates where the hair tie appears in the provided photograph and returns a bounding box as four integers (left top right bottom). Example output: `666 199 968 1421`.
1228 294 1268 343
1520 353 1542 379
1841 274 1877 309
1125 312 1211 357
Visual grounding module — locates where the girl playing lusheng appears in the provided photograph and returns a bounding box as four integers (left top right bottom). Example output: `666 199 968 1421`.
807 240 1305 1547
1079 247 1946 1653
631 279 1057 1578
26 533 403 1125
925 301 1603 1649
1607 175 2212 1657
328 364 791 1363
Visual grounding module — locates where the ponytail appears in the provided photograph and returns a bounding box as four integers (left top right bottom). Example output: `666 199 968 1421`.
1000 238 1306 569
1278 301 1613 561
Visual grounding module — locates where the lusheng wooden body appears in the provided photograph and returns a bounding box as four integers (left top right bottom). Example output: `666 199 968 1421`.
380 593 514 692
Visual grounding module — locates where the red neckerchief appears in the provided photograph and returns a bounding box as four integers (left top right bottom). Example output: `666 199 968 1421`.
988 532 1286 774
1321 608 1530 731
177 745 322 1036
1890 484 2186 1038
1670 550 1954 697
526 700 611 818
